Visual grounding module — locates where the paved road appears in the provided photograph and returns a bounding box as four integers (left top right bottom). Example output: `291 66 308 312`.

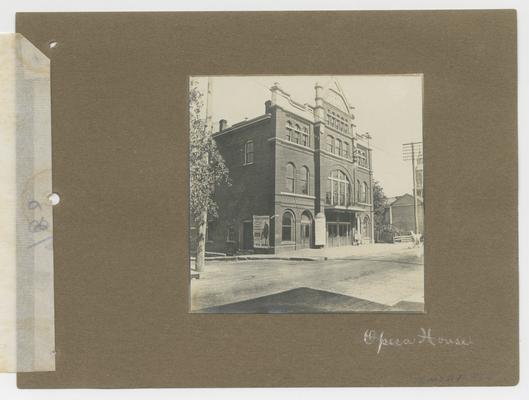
190 247 424 313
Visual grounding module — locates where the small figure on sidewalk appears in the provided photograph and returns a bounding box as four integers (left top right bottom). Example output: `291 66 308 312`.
410 231 422 248
354 229 361 246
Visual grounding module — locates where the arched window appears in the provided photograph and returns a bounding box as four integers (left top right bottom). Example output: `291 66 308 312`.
326 169 350 206
282 211 294 242
360 181 367 203
285 163 295 193
336 138 343 157
285 120 292 141
363 182 369 203
344 142 350 158
356 179 361 202
300 166 309 195
302 126 310 147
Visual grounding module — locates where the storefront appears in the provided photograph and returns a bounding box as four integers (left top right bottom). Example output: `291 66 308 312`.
325 210 355 247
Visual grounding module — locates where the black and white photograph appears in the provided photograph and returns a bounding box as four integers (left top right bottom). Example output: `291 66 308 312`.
0 2 522 396
189 75 424 313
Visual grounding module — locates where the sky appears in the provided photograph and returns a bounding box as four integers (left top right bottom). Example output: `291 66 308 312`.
191 75 423 198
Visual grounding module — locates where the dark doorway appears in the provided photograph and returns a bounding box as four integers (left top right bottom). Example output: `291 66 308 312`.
300 211 313 249
242 221 253 250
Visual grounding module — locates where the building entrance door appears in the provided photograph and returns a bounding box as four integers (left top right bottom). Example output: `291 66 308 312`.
326 222 351 247
300 212 313 249
242 221 253 250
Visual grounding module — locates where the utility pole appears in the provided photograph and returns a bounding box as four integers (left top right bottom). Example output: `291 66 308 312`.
196 78 213 272
364 132 374 243
402 142 422 234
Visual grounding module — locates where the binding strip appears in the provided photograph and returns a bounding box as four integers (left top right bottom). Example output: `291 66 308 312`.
0 33 55 372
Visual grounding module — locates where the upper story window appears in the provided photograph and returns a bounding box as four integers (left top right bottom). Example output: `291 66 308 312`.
300 166 310 195
326 109 350 134
360 181 367 203
363 182 369 203
285 163 295 193
285 120 310 148
344 142 350 158
356 148 368 168
293 124 301 144
356 179 361 202
286 121 292 141
336 138 343 157
327 135 335 153
302 127 310 147
326 170 351 206
244 140 254 164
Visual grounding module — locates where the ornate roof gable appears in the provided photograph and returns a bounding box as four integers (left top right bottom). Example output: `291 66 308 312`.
322 77 352 115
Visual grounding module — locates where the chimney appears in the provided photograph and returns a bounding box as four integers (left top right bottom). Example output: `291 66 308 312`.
314 81 325 121
219 119 228 131
265 100 272 114
270 82 281 105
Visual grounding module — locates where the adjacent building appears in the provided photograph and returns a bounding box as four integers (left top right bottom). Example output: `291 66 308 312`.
206 79 374 254
382 194 424 235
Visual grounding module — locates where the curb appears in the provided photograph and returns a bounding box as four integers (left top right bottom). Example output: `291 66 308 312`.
192 255 324 262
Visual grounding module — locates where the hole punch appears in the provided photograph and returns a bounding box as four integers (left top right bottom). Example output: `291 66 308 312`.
48 193 60 206
48 41 58 49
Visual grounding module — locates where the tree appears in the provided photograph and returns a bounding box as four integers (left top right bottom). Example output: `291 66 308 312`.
372 180 388 241
189 80 229 272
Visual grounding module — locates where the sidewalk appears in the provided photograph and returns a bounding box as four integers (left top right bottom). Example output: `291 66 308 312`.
281 243 420 260
200 242 422 263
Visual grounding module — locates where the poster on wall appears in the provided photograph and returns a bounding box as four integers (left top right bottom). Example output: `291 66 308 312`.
314 213 326 246
252 215 270 248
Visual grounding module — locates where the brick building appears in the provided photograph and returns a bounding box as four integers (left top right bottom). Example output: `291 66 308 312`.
206 79 374 254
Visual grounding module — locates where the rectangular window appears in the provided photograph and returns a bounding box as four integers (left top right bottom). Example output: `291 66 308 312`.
300 179 308 195
282 226 291 242
327 136 335 153
302 133 309 147
227 227 237 242
286 176 294 192
339 182 346 205
326 179 332 204
244 140 254 164
357 149 368 167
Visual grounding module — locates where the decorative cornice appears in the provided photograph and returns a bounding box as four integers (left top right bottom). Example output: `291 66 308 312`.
319 149 355 164
268 137 315 153
279 192 316 200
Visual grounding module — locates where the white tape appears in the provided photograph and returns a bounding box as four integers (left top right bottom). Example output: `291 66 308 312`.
0 33 55 372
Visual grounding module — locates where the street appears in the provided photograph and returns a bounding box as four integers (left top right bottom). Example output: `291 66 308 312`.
190 244 424 313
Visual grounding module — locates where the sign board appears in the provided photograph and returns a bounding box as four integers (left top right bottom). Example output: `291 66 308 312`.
252 215 270 248
314 212 326 246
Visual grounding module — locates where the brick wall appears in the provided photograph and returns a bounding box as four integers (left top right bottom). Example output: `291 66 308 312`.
208 112 276 253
